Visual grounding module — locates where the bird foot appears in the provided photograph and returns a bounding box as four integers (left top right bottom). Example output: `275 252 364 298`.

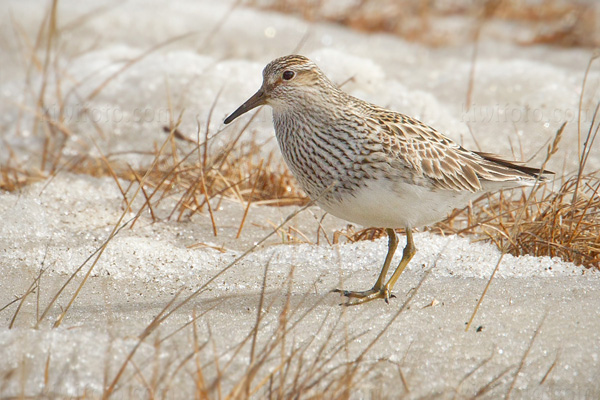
332 287 396 306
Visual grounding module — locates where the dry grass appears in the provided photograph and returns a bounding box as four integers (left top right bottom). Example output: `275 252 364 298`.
1 0 599 270
0 154 45 191
246 0 598 47
446 176 599 268
3 263 426 399
67 117 598 269
1 0 600 398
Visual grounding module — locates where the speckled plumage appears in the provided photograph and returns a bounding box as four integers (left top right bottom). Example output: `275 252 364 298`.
225 55 549 305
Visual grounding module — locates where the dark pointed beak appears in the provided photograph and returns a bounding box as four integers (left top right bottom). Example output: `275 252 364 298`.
224 88 268 124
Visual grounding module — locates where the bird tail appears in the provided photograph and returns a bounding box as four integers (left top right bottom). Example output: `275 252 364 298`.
475 152 554 181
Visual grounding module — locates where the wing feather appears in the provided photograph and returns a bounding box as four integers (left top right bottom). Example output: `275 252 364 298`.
372 112 546 192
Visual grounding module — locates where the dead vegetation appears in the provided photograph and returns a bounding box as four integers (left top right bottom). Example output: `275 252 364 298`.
246 0 598 47
1 0 599 270
1 0 600 397
6 106 598 268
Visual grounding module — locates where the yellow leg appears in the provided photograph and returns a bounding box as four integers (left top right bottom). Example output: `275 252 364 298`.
373 228 399 290
334 228 415 306
383 229 415 296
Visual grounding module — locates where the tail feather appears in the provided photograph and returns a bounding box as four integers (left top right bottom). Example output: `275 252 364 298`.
475 151 553 181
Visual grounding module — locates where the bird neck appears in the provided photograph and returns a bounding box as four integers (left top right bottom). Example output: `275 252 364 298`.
272 85 348 120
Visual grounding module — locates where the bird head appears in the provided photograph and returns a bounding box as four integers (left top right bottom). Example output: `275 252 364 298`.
224 55 334 124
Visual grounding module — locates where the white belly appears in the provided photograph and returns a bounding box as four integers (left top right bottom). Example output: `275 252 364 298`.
317 179 478 229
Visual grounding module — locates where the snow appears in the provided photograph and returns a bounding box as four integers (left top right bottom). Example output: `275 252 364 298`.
1 0 600 398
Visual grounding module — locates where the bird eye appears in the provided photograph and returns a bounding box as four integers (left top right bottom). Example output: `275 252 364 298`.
282 70 295 80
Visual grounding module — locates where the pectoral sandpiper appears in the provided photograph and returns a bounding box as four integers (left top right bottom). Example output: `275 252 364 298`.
224 55 550 305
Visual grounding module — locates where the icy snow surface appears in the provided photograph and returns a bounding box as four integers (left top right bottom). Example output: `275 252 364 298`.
1 0 600 399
